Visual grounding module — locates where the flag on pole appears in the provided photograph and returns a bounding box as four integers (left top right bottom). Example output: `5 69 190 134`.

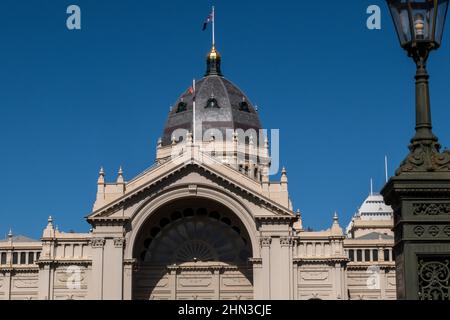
202 11 213 31
188 85 195 101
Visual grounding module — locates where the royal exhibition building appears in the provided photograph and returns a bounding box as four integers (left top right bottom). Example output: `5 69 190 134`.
0 45 398 301
2 0 450 308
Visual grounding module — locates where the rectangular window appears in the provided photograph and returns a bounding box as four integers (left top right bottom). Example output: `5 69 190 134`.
365 249 371 262
372 249 378 261
0 252 6 265
28 252 34 264
356 249 362 262
12 252 18 264
348 250 354 261
20 252 26 264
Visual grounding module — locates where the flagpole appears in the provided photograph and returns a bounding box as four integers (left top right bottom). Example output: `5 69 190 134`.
385 155 389 183
192 79 196 143
212 6 215 46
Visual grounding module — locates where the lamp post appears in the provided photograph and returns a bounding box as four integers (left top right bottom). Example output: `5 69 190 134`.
382 0 450 300
387 0 450 173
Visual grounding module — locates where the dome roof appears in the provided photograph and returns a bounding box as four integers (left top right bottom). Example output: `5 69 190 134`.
161 47 262 146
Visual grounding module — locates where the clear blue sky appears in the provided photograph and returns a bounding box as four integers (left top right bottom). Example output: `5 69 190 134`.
1 0 449 238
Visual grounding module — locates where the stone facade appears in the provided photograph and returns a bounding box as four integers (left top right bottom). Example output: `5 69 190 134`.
0 47 396 300
0 154 396 300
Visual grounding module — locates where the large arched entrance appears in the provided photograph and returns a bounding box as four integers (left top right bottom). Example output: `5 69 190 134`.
132 197 254 300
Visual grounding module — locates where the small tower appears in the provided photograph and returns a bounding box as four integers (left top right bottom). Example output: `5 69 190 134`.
43 216 55 238
280 167 288 191
94 167 106 210
330 212 344 236
7 228 13 245
157 137 162 149
293 209 303 231
97 167 105 187
117 166 125 193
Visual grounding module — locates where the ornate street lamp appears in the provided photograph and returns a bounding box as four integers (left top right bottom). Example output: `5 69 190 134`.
382 0 450 300
387 0 450 172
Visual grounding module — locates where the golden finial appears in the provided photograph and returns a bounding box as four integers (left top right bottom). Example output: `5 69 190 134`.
207 45 221 60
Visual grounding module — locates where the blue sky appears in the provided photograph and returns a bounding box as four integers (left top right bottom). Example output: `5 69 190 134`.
0 0 449 238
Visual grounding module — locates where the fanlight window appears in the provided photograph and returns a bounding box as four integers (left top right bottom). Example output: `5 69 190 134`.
139 208 251 266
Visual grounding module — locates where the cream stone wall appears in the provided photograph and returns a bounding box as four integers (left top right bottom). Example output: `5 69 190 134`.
0 144 396 300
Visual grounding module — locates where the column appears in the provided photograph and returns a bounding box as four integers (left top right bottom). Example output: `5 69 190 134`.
380 269 387 299
379 247 385 262
102 238 124 300
4 271 11 300
123 259 135 300
270 237 292 300
213 269 220 300
37 264 52 300
167 268 177 300
89 237 105 300
334 263 345 299
257 237 271 299
251 258 263 300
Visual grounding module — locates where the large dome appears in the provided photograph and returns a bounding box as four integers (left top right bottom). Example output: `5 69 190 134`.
161 46 262 146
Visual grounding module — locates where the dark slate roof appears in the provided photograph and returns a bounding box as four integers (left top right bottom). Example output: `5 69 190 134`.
162 75 262 146
356 232 393 240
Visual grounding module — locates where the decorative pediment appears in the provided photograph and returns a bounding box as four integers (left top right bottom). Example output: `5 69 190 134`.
87 147 295 222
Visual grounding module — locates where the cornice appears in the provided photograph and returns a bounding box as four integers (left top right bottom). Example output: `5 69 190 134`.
346 262 395 270
293 257 348 265
36 259 92 266
0 266 39 273
166 263 246 272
